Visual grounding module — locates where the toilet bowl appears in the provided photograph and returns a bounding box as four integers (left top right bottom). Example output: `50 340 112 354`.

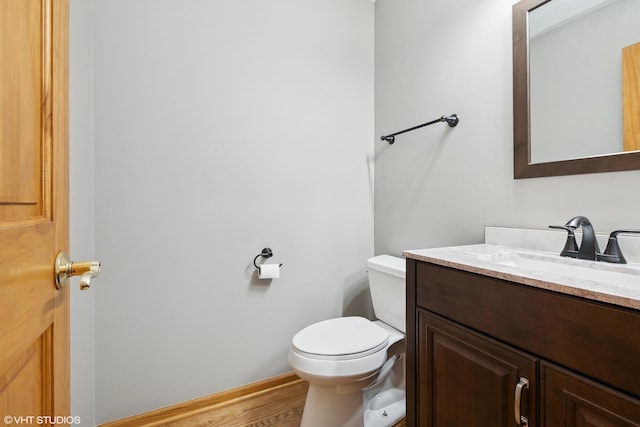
288 255 406 427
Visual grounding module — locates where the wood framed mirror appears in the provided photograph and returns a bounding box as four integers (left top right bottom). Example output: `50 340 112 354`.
513 0 640 179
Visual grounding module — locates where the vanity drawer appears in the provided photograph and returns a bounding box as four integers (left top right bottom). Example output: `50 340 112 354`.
415 261 640 398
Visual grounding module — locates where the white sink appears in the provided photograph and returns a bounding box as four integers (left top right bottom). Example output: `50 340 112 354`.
485 252 640 287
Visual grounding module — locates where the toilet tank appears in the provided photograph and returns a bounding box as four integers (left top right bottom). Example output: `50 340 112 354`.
367 255 406 333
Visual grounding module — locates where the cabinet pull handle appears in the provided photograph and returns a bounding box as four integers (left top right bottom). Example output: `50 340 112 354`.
514 377 529 427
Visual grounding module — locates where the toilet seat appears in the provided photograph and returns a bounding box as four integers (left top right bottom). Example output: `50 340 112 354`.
289 317 395 380
292 317 389 361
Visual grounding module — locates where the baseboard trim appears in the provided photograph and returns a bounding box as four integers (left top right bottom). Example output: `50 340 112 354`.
99 372 308 427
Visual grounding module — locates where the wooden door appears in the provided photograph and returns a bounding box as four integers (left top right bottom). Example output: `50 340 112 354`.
0 0 70 423
418 310 537 427
540 362 640 427
623 42 640 152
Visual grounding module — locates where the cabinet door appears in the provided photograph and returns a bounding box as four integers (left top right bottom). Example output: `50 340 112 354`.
418 310 537 427
541 362 640 426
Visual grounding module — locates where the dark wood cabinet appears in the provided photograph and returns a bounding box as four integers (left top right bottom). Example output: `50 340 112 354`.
418 310 536 426
406 258 640 427
541 362 640 426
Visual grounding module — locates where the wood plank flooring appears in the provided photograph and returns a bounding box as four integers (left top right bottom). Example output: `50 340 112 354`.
100 372 406 427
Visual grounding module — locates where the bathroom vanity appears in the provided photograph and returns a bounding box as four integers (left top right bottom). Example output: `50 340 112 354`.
404 244 640 426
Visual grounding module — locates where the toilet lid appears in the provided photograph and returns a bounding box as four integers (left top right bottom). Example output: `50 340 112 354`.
292 317 389 359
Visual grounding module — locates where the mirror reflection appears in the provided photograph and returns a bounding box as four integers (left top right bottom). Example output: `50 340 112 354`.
528 0 640 164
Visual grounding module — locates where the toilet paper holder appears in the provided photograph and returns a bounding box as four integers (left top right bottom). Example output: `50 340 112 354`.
253 248 283 269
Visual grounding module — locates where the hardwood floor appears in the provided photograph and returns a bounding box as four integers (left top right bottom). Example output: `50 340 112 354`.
100 372 406 427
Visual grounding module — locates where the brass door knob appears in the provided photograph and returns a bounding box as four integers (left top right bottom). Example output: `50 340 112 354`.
55 252 101 290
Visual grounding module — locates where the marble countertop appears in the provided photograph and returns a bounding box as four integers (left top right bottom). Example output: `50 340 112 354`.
404 244 640 311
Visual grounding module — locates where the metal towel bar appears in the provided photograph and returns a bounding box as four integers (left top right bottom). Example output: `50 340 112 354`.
381 114 459 144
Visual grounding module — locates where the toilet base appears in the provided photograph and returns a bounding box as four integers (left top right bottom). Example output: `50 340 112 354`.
299 382 406 427
363 387 405 427
363 349 406 427
300 383 364 427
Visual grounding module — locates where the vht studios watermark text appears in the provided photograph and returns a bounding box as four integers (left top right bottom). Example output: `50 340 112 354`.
4 415 81 425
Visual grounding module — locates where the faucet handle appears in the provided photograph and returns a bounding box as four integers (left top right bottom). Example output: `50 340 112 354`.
549 225 578 258
600 229 640 264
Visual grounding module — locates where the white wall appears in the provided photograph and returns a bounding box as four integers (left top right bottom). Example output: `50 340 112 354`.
374 0 640 256
92 0 374 423
69 0 95 425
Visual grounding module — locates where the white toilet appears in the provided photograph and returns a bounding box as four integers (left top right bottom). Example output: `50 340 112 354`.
288 255 406 427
